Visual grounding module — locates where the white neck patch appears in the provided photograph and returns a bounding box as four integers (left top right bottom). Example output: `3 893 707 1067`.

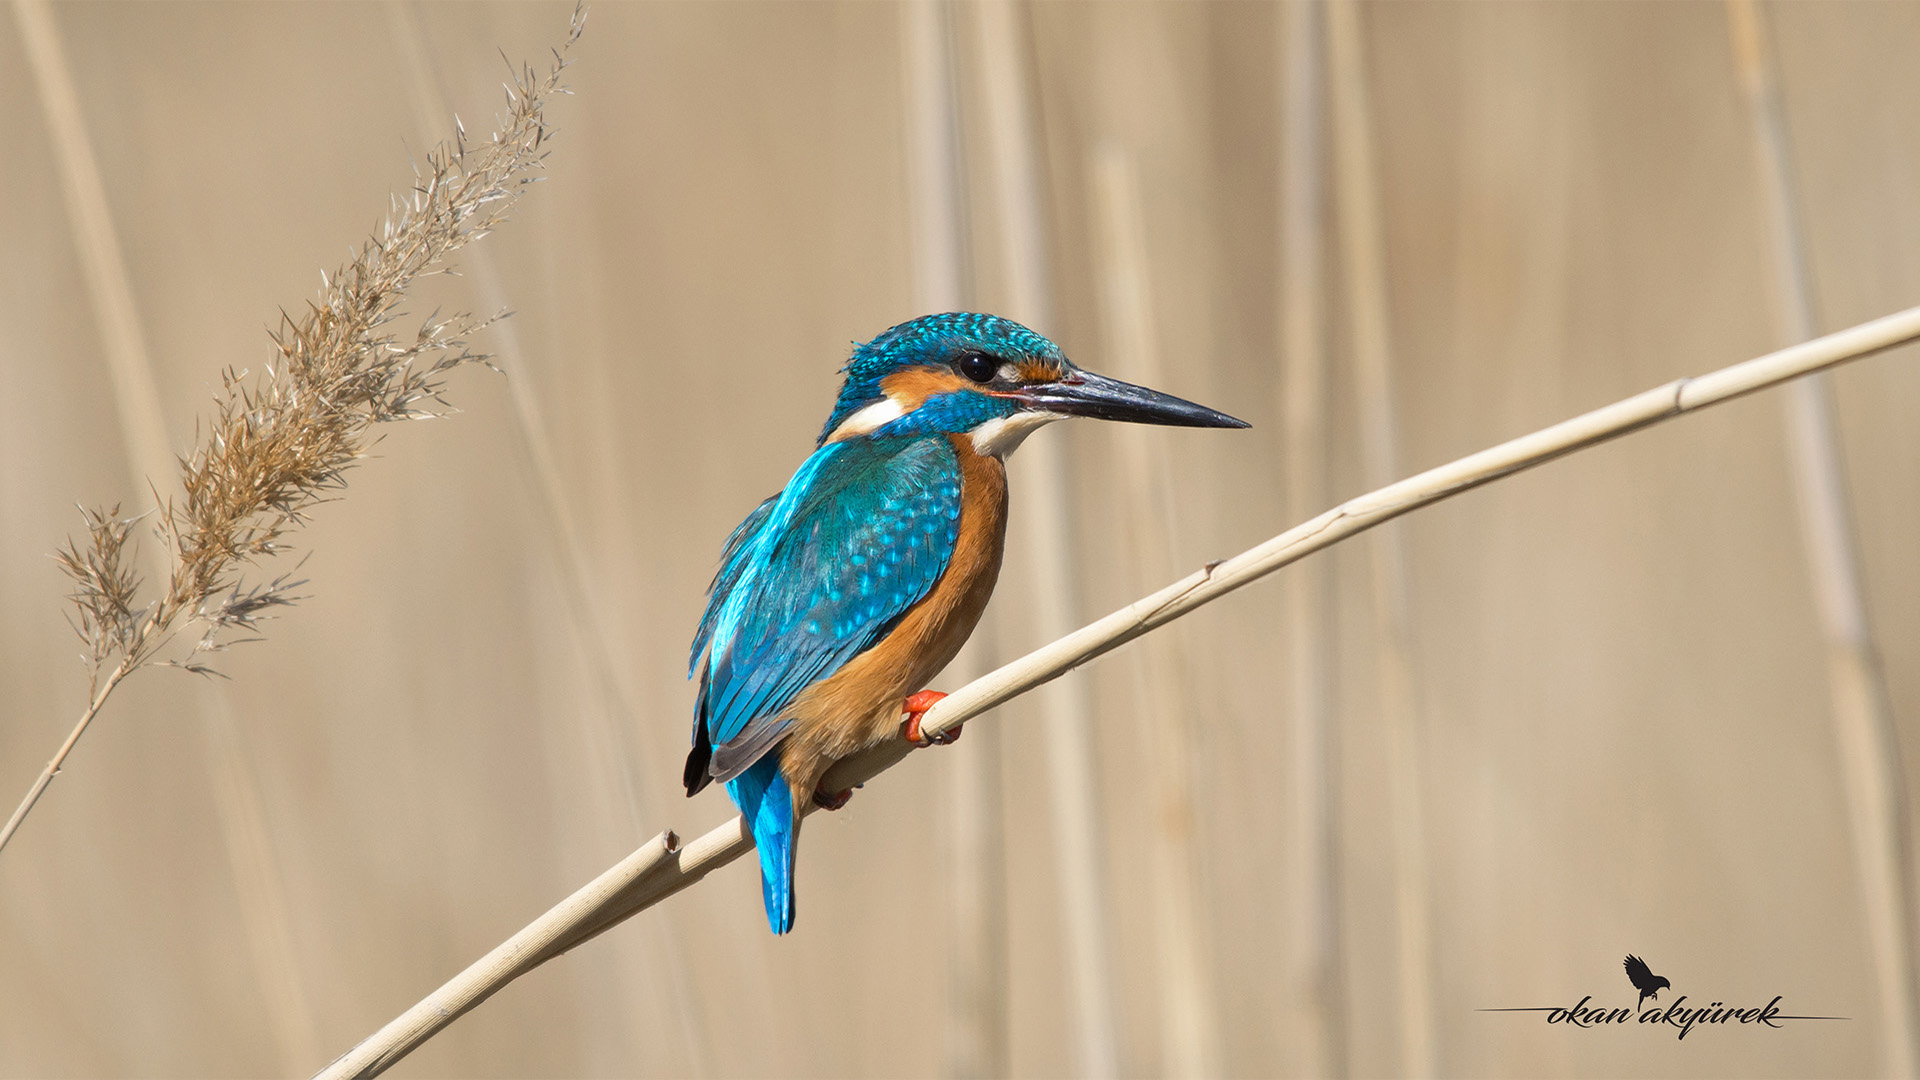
971 410 1064 457
824 396 906 443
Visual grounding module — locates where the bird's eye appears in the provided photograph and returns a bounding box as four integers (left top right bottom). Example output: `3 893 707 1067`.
955 351 998 384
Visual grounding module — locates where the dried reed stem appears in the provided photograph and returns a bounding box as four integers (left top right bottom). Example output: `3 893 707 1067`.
972 2 1123 1074
903 0 971 315
898 4 1013 1075
14 5 325 1062
1089 142 1221 1079
323 300 1920 1080
389 0 662 834
2 5 586 858
939 642 1010 1079
1277 2 1346 1074
1325 3 1437 1072
1726 3 1920 1073
382 9 716 1072
314 831 682 1079
198 686 321 1067
0 669 124 856
12 0 173 503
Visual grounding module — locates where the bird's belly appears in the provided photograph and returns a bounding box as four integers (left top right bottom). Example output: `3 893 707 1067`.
779 436 1007 796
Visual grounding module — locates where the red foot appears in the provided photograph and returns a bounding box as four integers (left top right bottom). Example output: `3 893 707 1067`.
812 786 853 811
900 690 958 747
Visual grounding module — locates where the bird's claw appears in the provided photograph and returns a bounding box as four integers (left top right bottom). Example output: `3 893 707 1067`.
812 786 854 811
900 690 957 747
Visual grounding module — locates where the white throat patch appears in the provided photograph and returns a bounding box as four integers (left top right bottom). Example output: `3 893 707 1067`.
970 411 1064 457
825 396 906 443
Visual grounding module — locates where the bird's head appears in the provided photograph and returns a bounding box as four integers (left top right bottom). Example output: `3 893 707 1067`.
818 312 1247 455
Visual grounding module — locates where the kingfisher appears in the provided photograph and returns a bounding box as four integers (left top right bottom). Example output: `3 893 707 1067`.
685 312 1246 933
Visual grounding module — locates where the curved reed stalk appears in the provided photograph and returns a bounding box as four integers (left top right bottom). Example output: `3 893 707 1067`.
1726 2 1920 1071
896 4 1018 1075
382 10 718 1073
1276 2 1345 1073
15 3 323 1062
0 6 587 858
315 831 683 1078
317 302 1920 1079
971 3 1124 1073
1089 142 1220 1078
1324 2 1436 1070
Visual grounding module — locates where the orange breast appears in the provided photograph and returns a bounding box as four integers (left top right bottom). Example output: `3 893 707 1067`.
779 434 1008 796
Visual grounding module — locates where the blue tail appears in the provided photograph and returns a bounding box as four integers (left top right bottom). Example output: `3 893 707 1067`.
725 756 797 934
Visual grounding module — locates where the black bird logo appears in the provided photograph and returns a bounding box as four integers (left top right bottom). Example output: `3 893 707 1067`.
1623 954 1672 1011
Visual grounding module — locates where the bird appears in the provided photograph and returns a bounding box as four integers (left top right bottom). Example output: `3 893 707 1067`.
1623 954 1671 1011
684 312 1248 933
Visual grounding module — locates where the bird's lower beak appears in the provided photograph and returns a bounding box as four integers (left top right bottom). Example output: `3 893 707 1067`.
1014 369 1250 428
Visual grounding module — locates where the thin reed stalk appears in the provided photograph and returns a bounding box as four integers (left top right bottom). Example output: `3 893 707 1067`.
12 0 172 504
939 641 1010 1079
389 0 662 839
1277 2 1345 1074
313 831 682 1079
1088 142 1221 1079
1726 3 1920 1073
972 2 1123 1074
898 4 1011 1075
1324 3 1436 1073
902 0 971 314
320 302 1920 1080
382 9 715 1073
3 6 586 858
15 3 318 1063
199 687 321 1068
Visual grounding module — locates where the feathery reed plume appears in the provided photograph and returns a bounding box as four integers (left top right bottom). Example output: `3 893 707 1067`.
21 0 323 1060
0 6 587 857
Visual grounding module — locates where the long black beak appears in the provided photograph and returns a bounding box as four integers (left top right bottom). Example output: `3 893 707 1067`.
1017 369 1250 428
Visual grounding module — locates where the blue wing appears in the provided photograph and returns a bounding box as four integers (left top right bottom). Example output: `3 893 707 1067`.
692 435 963 784
690 492 779 679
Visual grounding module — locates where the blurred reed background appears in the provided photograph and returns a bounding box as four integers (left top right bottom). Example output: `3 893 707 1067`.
4 2 1920 1077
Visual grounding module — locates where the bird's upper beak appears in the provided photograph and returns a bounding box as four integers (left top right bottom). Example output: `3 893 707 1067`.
1011 368 1249 428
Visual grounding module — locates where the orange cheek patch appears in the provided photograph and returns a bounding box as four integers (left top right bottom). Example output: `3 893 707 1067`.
879 367 972 409
1016 358 1065 383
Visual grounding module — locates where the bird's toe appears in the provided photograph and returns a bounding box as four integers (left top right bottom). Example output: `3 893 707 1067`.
900 690 955 746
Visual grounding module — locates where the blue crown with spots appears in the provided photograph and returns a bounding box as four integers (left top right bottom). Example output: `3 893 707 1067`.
818 313 1065 444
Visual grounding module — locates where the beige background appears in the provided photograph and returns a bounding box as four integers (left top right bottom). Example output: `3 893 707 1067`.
3 1 1919 1076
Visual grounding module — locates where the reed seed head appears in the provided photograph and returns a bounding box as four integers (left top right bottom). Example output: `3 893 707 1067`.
57 4 586 684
